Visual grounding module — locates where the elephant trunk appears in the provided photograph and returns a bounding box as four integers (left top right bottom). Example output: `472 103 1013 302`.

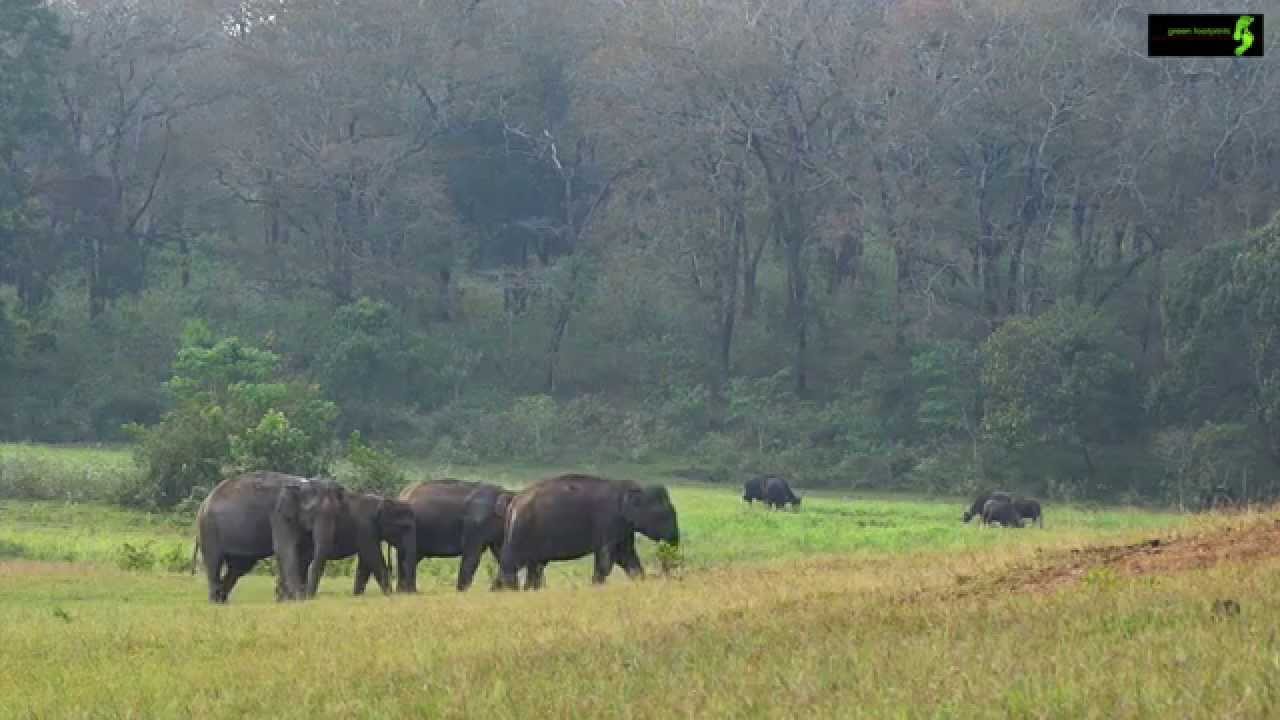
306 515 336 598
396 531 418 593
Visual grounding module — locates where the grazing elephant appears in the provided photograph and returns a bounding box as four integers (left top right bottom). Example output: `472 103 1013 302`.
962 490 1013 523
320 494 419 595
1012 498 1043 528
763 476 801 510
497 473 680 590
398 479 515 592
195 472 347 603
980 499 1024 529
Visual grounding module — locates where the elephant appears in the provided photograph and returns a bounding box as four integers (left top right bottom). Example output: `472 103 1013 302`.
195 471 348 603
962 490 1013 523
322 493 418 596
980 499 1024 528
397 479 515 592
763 476 801 510
497 473 680 590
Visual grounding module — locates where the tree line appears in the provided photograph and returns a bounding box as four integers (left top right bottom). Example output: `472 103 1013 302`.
1 0 1277 506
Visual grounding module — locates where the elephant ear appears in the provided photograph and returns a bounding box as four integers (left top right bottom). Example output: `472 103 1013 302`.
493 493 512 520
274 484 303 522
620 486 646 522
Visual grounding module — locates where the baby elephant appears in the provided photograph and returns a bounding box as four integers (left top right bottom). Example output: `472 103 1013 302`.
980 499 1024 529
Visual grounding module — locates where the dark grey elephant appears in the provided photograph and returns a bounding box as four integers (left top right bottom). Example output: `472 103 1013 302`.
398 479 514 592
318 493 419 595
195 471 347 603
497 473 680 590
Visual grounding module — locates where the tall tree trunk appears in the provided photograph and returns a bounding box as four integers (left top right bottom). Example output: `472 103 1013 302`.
741 230 765 319
544 260 579 393
86 235 105 319
717 170 744 386
437 269 455 321
779 197 808 396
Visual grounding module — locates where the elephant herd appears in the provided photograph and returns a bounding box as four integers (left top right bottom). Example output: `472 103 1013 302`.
194 472 680 604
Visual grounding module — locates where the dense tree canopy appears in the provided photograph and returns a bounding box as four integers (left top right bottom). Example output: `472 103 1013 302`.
2 0 1278 504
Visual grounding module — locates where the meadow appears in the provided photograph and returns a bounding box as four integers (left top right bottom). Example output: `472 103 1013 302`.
0 443 1275 718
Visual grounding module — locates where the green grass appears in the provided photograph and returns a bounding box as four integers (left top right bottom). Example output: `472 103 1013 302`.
0 442 138 502
2 446 1251 718
0 512 1271 718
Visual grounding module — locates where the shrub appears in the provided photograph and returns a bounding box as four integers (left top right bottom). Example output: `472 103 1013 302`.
122 322 337 508
161 543 192 573
339 431 407 495
115 541 157 572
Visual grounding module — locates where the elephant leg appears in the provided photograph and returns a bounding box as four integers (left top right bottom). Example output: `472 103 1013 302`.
613 538 645 581
523 563 545 591
270 522 306 601
394 546 417 594
219 556 257 603
592 545 614 585
497 545 522 591
356 540 391 596
457 547 485 592
354 558 372 596
484 545 504 591
203 548 226 604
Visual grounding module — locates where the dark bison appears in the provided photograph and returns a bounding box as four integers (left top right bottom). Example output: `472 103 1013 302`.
980 499 1024 528
962 491 1013 523
497 474 679 590
744 475 801 510
763 476 801 510
1012 498 1043 528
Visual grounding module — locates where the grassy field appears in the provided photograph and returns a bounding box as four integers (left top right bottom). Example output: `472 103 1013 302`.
2 444 1275 718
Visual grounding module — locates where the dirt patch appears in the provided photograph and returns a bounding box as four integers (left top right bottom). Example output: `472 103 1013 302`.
1010 517 1280 594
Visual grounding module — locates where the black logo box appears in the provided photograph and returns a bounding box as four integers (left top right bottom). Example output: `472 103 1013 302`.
1149 14 1264 57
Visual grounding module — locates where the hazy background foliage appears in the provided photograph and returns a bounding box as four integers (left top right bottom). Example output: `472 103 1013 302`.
1 0 1278 506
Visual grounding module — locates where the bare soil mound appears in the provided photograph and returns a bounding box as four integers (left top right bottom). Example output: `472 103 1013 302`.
1013 516 1280 594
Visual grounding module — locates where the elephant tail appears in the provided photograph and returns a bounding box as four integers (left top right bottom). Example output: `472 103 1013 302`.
191 537 200 575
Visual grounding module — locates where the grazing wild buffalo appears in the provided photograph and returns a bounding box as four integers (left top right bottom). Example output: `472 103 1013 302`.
962 491 1013 523
980 499 1024 528
763 476 801 510
1012 498 1043 528
744 475 802 510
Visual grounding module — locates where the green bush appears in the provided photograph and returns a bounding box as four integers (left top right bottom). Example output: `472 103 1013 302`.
339 431 406 495
122 322 337 508
115 541 157 572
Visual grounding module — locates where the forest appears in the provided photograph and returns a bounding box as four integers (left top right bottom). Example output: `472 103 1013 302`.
2 0 1278 507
